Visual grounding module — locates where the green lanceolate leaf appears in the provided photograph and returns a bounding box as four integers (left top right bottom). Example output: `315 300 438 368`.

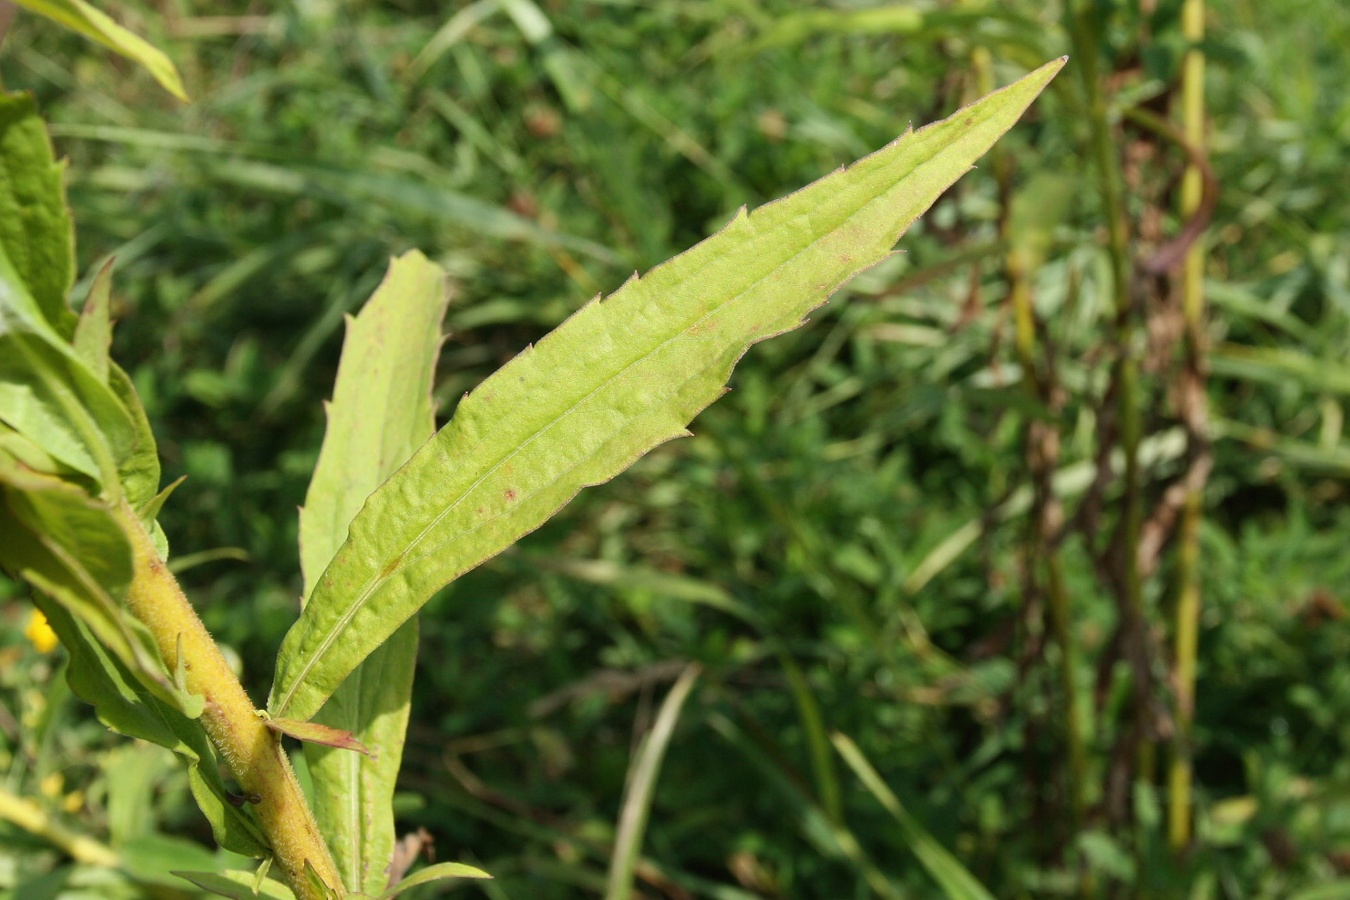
10 1 187 101
297 251 449 895
270 58 1067 723
0 92 75 336
298 251 448 596
69 258 164 517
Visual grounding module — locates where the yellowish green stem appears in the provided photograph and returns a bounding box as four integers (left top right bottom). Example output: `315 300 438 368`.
115 502 343 899
0 786 120 868
1168 0 1208 853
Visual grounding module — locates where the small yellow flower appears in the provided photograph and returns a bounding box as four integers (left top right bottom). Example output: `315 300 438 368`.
40 772 63 798
25 608 59 654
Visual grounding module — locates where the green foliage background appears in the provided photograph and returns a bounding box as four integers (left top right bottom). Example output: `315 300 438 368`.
2 0 1350 897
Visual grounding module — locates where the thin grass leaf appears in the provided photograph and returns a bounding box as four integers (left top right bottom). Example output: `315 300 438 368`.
198 158 620 263
833 732 995 900
408 1 501 82
743 6 1043 57
12 0 187 100
709 713 904 899
604 663 701 900
779 654 842 824
1211 342 1350 396
269 58 1067 722
1216 418 1350 476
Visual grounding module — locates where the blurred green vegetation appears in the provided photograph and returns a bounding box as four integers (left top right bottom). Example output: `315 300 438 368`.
3 0 1350 897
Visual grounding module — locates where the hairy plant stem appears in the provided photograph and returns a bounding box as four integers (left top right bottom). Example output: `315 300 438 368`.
1168 0 1209 853
114 501 342 899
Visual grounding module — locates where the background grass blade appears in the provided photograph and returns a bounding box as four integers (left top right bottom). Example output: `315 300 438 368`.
269 58 1067 723
832 732 996 900
604 663 701 900
710 713 905 899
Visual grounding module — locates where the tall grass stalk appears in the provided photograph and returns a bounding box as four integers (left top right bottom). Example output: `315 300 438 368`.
1067 3 1152 815
974 43 1087 849
1168 0 1209 852
604 665 701 900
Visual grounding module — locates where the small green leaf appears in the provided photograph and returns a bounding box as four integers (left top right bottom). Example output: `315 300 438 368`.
270 58 1067 723
11 0 188 101
0 463 179 705
0 333 113 485
252 857 275 896
138 474 185 531
0 248 154 503
173 870 297 900
297 250 448 895
303 859 341 900
379 863 492 899
0 92 75 336
107 359 162 510
73 259 114 383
